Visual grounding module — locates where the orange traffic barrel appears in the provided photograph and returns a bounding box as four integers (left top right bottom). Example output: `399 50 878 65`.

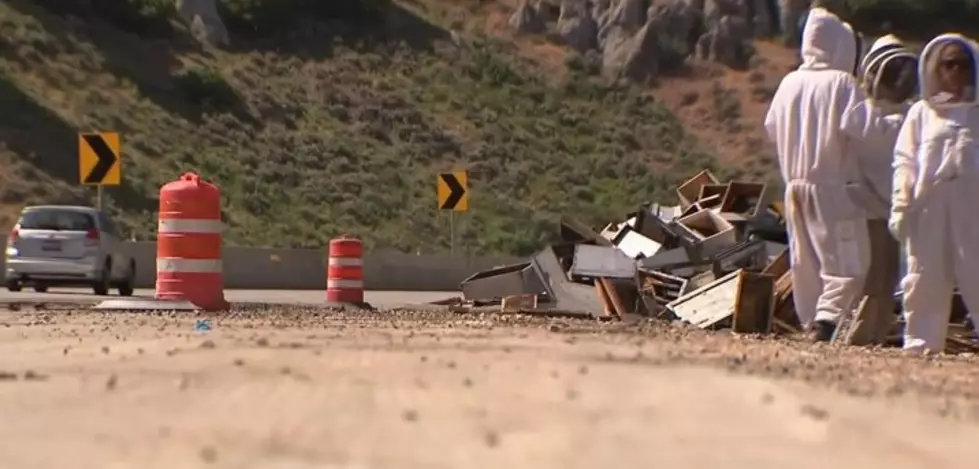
327 236 364 303
156 172 228 311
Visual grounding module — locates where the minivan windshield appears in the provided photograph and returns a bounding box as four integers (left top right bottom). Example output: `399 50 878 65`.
18 209 96 231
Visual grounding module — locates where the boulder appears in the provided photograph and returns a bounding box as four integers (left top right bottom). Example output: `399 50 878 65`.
649 0 704 70
703 0 744 28
745 0 775 36
557 0 599 51
778 0 809 46
176 0 230 46
599 0 703 82
508 0 548 34
697 14 752 68
598 0 648 48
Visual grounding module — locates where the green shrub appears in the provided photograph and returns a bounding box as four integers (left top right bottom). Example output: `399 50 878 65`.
565 50 602 76
219 0 390 35
466 45 526 86
174 66 238 111
711 84 741 122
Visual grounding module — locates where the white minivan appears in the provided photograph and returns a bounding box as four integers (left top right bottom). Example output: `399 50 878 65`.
4 205 136 295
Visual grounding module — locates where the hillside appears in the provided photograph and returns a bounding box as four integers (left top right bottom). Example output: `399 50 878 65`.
0 0 975 256
0 0 733 256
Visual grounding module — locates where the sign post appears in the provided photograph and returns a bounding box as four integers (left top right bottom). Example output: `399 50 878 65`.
78 132 122 210
437 171 468 255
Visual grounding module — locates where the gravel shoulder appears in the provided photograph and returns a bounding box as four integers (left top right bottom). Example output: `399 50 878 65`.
1 306 978 469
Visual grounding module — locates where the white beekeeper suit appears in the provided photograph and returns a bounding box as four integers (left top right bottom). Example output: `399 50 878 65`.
844 35 918 345
891 34 979 352
764 6 887 340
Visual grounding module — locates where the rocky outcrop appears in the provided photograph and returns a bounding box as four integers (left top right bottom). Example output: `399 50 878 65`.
597 0 653 80
697 0 752 68
176 0 230 46
698 14 752 68
778 0 809 45
508 0 548 35
556 0 598 52
746 0 775 36
595 1 704 82
508 0 809 82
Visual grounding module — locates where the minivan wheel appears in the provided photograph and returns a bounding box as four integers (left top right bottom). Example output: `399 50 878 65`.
33 284 48 293
92 261 111 296
118 261 135 297
6 280 21 292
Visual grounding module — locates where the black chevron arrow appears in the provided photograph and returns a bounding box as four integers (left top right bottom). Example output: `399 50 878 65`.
82 134 118 184
440 173 466 210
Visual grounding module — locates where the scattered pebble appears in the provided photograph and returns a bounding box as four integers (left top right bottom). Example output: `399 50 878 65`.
199 340 216 349
800 404 829 420
199 446 218 463
23 370 46 381
101 346 110 355
233 358 245 367
256 337 270 347
0 371 18 381
483 430 500 448
402 409 419 422
106 374 118 391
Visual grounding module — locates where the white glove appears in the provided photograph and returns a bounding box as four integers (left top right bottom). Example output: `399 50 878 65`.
888 211 907 241
890 164 914 242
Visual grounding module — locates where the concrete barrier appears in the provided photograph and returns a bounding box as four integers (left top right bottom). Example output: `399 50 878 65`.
2 240 519 291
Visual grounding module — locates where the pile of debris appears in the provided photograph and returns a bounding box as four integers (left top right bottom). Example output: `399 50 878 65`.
459 170 800 334
456 169 979 352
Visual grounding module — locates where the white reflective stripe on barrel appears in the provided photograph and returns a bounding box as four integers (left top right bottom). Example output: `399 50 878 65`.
327 279 363 289
328 257 362 266
157 258 223 273
158 218 224 234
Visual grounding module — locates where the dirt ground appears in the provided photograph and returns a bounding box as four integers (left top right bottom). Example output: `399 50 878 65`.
2 305 979 469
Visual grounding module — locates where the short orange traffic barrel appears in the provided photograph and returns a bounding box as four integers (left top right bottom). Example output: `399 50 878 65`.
327 236 363 303
155 172 228 311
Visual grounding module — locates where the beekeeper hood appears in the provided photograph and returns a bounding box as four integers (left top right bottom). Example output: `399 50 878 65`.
798 6 861 75
859 34 918 101
919 34 979 108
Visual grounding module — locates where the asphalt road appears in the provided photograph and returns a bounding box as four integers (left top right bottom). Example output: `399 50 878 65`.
0 288 457 308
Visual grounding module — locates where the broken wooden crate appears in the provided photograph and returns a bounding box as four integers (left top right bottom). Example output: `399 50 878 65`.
666 269 776 333
677 169 721 209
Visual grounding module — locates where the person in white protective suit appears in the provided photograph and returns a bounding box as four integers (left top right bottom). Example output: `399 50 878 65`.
843 35 919 346
890 34 979 353
764 6 892 342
